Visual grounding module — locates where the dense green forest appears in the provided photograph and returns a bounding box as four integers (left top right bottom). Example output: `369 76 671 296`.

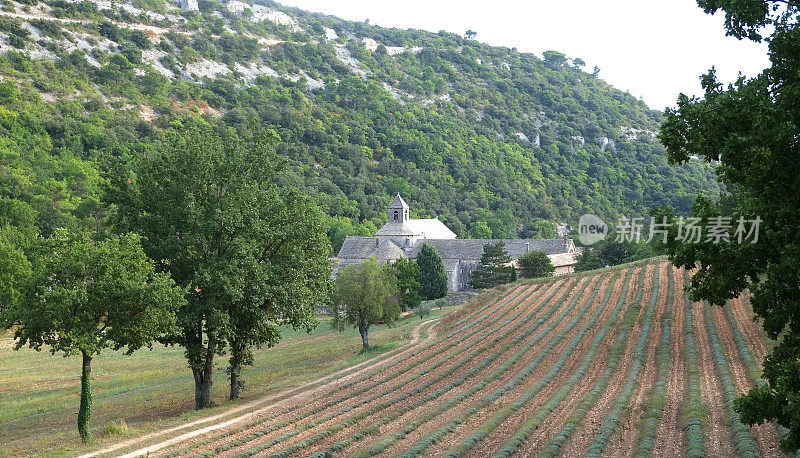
0 0 721 252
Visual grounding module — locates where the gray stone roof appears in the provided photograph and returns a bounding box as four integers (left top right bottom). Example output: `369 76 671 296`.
375 218 457 238
410 238 573 261
338 237 407 260
388 193 409 209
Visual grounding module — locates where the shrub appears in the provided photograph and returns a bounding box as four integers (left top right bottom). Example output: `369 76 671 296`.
415 302 431 319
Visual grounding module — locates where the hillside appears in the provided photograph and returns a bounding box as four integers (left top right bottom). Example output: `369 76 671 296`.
0 0 721 247
66 260 783 457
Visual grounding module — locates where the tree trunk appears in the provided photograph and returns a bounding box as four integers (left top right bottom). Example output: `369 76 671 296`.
229 343 244 401
359 323 370 351
193 346 215 410
78 350 92 443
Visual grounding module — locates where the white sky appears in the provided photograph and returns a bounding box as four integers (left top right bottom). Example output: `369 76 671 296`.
276 0 770 110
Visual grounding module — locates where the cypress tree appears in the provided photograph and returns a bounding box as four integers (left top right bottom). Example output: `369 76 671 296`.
416 243 448 299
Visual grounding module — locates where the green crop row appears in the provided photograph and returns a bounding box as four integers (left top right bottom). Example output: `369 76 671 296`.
582 264 662 457
396 271 611 458
702 300 759 457
539 264 650 458
681 270 708 458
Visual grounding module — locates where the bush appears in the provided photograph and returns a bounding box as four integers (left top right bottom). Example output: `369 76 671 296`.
415 302 432 319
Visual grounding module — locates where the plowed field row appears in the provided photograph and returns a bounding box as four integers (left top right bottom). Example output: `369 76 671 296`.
143 261 784 458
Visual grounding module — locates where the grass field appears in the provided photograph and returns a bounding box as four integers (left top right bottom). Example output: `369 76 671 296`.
0 306 453 456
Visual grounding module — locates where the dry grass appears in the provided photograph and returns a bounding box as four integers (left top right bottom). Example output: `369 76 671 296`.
0 308 452 456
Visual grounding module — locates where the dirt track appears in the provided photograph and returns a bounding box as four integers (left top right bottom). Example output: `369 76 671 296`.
96 261 785 457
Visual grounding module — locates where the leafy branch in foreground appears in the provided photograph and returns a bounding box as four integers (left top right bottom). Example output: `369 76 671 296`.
659 1 800 451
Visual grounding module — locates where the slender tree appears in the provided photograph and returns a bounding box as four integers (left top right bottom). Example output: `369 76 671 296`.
1 230 184 442
416 243 448 299
659 1 800 452
469 242 513 289
107 129 330 406
391 257 423 311
333 259 400 351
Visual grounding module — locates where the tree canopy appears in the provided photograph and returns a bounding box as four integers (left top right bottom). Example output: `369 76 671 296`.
659 0 800 452
517 249 555 279
469 242 513 289
333 259 401 350
416 243 448 299
1 229 184 442
108 128 331 405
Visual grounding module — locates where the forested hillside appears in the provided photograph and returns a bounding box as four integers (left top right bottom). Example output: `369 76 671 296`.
0 0 720 250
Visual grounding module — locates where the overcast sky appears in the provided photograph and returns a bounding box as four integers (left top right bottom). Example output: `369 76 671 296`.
276 0 770 110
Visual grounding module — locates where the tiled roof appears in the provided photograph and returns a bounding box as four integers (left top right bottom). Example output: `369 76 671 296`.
388 193 409 209
338 237 407 260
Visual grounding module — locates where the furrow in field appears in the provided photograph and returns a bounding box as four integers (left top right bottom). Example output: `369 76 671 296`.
395 271 614 457
475 267 637 457
652 265 688 458
577 262 665 457
166 284 546 457
345 273 609 458
214 279 576 457
161 285 536 457
692 293 739 457
702 299 759 457
714 301 782 458
514 265 644 458
603 261 671 456
306 274 605 458
261 275 595 458
535 264 647 458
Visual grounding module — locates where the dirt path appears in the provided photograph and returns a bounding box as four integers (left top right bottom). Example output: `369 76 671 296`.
653 265 688 457
80 317 442 458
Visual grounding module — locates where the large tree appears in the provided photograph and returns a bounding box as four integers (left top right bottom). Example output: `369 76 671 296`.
469 242 513 289
333 259 400 351
1 230 183 442
416 243 448 299
659 0 800 452
108 129 331 406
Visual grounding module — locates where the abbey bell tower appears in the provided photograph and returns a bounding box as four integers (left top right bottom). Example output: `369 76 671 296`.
387 193 410 224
